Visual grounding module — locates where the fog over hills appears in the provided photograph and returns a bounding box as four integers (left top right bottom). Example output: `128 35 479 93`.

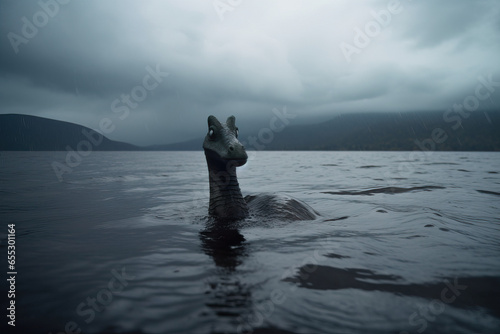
260 111 500 151
1 112 499 152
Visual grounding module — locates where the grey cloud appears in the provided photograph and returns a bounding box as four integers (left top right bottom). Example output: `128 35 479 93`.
0 0 499 145
397 0 499 48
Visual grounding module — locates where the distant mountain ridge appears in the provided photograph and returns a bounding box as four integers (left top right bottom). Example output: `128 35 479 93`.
0 114 138 151
1 112 499 151
262 111 500 151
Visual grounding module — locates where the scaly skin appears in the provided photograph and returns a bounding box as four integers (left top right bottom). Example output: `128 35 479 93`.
203 115 249 221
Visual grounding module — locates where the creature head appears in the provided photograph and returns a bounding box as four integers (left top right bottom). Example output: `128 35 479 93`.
203 115 247 168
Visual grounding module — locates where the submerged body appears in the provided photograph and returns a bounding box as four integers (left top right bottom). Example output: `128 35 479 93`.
203 115 317 222
245 193 317 221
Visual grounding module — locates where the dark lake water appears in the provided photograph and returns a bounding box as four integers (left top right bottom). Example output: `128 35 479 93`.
1 151 500 334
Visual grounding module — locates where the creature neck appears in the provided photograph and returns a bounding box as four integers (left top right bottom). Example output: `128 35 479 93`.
206 157 249 221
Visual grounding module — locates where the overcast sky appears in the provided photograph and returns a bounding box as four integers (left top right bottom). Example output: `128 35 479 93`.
1 0 499 145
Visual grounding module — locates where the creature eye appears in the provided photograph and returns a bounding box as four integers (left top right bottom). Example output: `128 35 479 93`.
235 128 239 138
209 128 215 139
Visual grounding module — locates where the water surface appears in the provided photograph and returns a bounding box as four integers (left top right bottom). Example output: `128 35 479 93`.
1 151 499 334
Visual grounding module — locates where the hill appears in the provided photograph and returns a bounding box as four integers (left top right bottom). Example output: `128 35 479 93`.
0 114 139 151
261 111 500 151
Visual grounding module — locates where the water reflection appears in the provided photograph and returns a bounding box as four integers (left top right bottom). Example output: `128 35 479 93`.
200 221 252 329
200 221 247 270
284 265 500 318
